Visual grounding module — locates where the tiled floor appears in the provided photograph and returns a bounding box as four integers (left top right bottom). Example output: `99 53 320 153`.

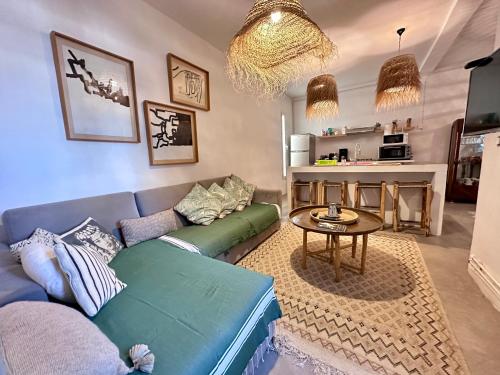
258 201 500 375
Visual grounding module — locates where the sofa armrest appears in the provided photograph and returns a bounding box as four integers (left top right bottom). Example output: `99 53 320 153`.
253 188 282 209
0 243 48 307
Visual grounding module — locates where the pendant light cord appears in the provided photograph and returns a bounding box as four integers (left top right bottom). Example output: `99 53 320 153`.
396 27 405 55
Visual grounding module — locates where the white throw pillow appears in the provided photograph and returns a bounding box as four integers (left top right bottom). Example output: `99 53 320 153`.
21 243 75 304
54 241 126 317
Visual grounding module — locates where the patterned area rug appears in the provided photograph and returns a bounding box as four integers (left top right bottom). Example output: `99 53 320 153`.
238 223 469 375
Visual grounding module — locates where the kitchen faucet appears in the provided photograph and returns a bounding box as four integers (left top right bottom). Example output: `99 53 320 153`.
354 143 361 164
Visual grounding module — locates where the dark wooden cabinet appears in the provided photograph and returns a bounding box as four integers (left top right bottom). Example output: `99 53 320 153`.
446 119 482 203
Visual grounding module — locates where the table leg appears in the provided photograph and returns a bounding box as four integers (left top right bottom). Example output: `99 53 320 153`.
331 235 336 264
302 230 308 269
326 234 333 263
334 235 342 282
360 233 368 274
351 235 357 258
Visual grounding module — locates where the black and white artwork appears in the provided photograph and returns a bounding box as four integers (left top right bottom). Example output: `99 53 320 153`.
167 53 210 111
144 101 198 165
65 49 130 107
51 31 140 142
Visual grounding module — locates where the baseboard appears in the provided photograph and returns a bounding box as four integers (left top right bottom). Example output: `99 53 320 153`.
468 256 500 312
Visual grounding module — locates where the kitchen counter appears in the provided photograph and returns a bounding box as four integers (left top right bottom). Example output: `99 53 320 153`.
287 163 448 235
291 163 447 173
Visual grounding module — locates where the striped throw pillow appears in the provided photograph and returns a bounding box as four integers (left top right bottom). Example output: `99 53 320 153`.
54 241 126 317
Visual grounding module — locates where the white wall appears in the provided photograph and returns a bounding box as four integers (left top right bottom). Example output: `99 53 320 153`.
292 67 470 163
468 9 500 311
468 133 500 310
0 0 292 215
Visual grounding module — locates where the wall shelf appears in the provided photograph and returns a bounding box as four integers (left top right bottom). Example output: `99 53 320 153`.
318 126 416 139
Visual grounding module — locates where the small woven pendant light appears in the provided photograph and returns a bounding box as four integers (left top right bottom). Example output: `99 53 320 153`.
227 0 337 98
306 74 339 120
376 28 421 111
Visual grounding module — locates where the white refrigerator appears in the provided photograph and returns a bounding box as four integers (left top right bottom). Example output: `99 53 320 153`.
290 134 316 166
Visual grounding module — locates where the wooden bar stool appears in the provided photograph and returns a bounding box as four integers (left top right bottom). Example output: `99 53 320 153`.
291 180 319 209
354 181 387 224
318 180 348 206
392 181 433 236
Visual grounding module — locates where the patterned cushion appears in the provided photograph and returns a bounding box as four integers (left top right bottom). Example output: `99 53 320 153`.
120 209 179 247
231 175 256 206
0 301 130 375
54 241 126 317
223 178 249 211
9 228 59 263
174 184 223 225
60 217 123 263
208 183 239 218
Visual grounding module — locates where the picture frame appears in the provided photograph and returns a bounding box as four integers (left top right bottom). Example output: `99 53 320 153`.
167 53 210 111
143 100 199 165
51 31 140 143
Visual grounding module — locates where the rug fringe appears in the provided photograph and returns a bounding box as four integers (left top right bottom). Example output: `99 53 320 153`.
273 334 347 375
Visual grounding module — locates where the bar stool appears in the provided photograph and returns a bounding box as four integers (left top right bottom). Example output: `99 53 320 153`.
392 181 433 236
318 180 348 206
354 181 387 224
291 180 319 209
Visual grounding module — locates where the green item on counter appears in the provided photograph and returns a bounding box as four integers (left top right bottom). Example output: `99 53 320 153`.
315 159 338 166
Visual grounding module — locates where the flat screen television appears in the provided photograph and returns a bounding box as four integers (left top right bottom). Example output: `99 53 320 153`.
464 48 500 135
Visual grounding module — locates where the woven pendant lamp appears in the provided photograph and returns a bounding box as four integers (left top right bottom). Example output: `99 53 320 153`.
227 0 337 98
376 28 421 111
306 74 339 120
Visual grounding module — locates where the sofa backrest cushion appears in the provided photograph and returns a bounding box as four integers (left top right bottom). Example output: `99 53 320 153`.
0 226 8 248
134 176 227 218
2 192 139 244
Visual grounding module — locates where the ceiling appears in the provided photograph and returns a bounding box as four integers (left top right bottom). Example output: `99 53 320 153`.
144 0 496 97
437 0 498 70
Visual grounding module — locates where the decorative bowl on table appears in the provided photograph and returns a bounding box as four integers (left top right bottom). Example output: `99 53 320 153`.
310 208 359 225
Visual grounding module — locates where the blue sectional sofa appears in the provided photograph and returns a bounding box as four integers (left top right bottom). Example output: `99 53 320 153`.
0 176 283 373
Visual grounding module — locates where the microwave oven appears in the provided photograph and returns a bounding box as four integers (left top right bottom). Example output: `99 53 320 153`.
383 133 409 145
379 145 412 160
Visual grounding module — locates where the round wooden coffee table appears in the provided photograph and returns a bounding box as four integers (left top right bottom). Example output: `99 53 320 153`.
289 205 384 282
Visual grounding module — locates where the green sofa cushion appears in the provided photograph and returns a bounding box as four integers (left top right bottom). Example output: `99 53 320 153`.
92 240 281 375
169 203 279 258
229 203 279 234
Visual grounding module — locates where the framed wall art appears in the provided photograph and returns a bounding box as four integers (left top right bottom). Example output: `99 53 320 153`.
143 101 198 165
51 31 140 143
167 53 210 111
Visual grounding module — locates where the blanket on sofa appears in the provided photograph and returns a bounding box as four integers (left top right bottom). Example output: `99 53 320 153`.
91 239 281 375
